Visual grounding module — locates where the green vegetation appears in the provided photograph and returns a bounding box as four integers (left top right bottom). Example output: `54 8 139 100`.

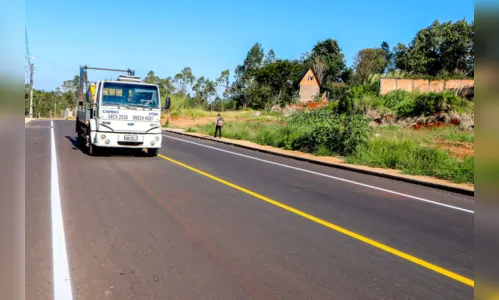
371 125 474 144
347 139 474 184
24 75 80 117
192 110 370 156
347 124 475 183
338 88 473 118
189 108 474 184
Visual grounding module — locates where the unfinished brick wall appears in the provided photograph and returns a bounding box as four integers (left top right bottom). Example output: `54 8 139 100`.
380 78 474 95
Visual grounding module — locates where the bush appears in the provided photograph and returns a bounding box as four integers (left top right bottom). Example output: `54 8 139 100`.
395 98 417 118
327 101 339 112
342 114 371 154
443 91 471 114
414 92 446 115
383 90 414 109
338 90 355 114
355 94 387 114
193 109 371 156
285 110 371 155
324 82 348 101
394 91 471 118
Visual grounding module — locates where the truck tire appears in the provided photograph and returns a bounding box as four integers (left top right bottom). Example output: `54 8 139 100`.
77 132 84 149
146 148 159 157
88 142 99 156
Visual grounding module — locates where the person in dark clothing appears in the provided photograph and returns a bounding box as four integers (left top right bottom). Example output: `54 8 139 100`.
214 114 223 138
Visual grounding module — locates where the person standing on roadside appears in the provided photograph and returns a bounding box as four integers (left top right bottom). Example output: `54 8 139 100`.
214 114 223 138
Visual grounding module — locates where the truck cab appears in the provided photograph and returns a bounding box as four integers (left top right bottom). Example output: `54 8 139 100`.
76 74 170 156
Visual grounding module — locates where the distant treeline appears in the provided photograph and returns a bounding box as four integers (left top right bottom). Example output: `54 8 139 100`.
26 19 473 116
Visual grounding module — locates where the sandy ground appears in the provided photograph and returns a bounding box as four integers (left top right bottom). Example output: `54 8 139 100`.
434 139 474 158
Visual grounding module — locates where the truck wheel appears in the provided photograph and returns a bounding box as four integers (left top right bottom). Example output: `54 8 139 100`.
77 133 84 148
88 143 99 156
146 148 159 157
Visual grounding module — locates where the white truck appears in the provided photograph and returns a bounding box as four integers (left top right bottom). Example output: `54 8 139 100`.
75 66 170 156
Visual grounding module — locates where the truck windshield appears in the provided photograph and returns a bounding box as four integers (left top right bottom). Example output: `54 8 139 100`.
101 82 160 108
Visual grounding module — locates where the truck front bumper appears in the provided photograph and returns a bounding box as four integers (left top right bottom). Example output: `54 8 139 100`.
91 132 162 148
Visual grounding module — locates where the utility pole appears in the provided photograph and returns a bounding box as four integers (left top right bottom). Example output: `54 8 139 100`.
29 63 34 118
26 28 34 118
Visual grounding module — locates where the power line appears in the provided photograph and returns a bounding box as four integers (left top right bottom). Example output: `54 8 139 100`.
31 54 74 71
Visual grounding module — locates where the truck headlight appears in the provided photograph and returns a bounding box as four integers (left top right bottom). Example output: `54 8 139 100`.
100 134 106 140
155 136 160 141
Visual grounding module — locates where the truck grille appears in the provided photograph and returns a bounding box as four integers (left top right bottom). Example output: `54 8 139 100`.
117 141 143 146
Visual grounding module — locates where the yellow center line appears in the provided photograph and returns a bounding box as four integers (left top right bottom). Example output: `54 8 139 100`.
158 154 474 288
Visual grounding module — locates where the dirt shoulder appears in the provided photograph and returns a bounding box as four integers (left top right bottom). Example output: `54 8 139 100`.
163 127 474 195
165 116 240 128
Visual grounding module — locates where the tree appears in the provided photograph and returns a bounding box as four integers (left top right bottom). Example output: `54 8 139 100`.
62 75 80 94
216 70 230 110
393 19 474 77
192 76 207 105
61 75 80 109
341 67 355 84
144 70 159 84
252 59 305 108
380 41 394 72
308 39 346 83
229 42 265 109
264 49 276 65
311 56 327 85
353 47 388 84
205 79 217 106
174 67 196 95
144 70 175 104
243 43 265 75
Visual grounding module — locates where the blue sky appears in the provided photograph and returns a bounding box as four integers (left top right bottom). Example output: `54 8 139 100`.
26 0 473 91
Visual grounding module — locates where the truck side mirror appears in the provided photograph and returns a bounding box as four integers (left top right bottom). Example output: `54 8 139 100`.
163 97 171 110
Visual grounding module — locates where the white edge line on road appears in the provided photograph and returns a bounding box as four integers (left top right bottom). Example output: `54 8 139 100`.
163 134 474 214
51 121 74 300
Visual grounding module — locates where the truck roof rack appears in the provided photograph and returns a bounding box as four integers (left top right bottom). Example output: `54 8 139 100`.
116 75 142 82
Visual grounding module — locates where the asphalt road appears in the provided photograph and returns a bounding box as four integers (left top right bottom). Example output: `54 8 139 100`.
26 120 474 300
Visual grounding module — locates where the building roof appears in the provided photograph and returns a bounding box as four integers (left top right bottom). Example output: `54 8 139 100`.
298 66 320 87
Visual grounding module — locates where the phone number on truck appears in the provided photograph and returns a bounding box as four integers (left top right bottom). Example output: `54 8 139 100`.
106 114 128 120
105 115 156 121
132 115 155 121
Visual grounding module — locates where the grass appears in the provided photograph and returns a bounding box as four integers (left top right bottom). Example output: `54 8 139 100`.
190 118 474 184
168 107 271 119
191 121 284 143
349 125 474 183
346 138 474 184
372 126 474 144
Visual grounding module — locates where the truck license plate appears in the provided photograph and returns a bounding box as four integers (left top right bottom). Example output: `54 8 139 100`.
124 135 138 141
